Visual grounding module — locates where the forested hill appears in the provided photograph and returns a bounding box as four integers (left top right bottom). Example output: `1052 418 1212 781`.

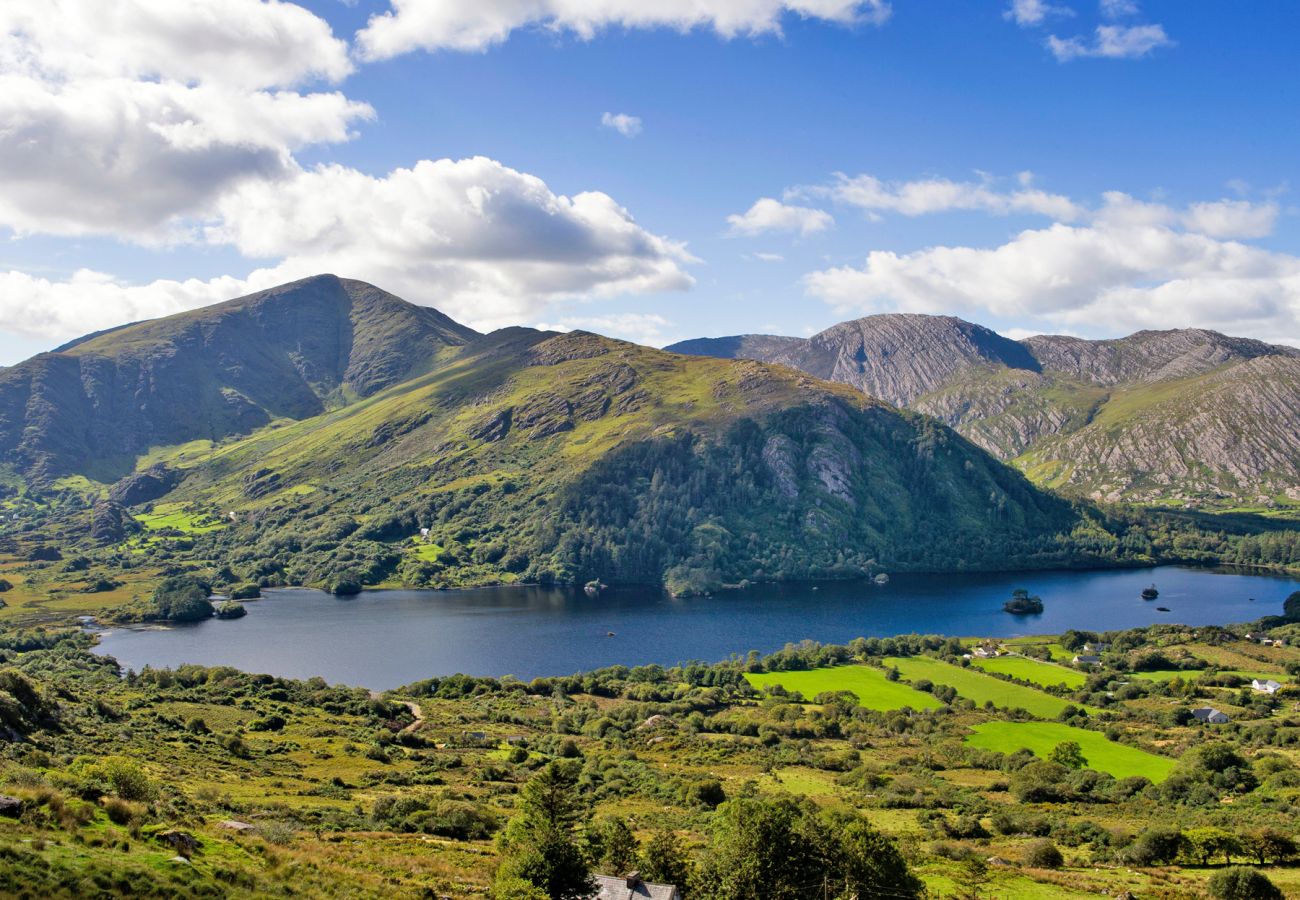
667 316 1300 508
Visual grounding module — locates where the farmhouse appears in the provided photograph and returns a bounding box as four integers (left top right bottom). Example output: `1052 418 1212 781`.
1072 654 1102 667
592 872 682 900
1252 679 1283 694
1191 707 1230 724
972 645 1000 659
1082 642 1109 653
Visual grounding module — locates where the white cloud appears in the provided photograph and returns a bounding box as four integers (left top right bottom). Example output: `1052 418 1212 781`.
601 112 642 137
535 313 674 347
0 0 370 238
726 198 834 236
0 157 696 341
809 173 1086 221
804 220 1300 343
1099 0 1139 18
355 0 891 58
1182 199 1279 240
753 252 786 262
793 173 1279 242
1048 23 1172 60
1004 0 1073 27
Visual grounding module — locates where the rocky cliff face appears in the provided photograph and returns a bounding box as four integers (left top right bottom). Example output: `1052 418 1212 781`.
668 316 1300 506
0 275 478 480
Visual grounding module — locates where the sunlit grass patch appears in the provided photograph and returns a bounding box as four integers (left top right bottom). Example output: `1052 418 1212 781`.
884 656 1092 718
965 721 1175 781
971 655 1086 689
744 665 942 711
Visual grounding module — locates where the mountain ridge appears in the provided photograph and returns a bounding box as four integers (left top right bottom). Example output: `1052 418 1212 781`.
667 315 1300 506
0 275 478 481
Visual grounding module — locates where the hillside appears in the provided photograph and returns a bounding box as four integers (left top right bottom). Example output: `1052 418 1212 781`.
668 317 1300 507
0 278 1122 610
151 325 1087 596
0 275 478 482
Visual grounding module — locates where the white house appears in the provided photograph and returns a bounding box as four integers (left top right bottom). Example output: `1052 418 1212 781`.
1252 679 1283 694
1082 642 1109 654
592 873 682 900
1191 707 1230 724
1072 654 1102 667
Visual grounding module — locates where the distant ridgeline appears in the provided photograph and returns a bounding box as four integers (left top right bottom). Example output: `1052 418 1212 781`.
669 315 1300 509
1 275 1299 605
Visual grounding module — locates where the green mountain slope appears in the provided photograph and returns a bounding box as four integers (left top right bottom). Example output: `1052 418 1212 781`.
149 325 1087 594
669 318 1300 508
0 275 477 482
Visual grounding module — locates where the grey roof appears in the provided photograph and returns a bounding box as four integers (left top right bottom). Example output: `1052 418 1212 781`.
1073 655 1101 664
1191 707 1229 723
592 874 680 900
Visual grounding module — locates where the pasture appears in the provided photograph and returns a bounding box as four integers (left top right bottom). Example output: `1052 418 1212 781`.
971 654 1087 689
884 656 1090 718
965 720 1176 781
743 665 943 711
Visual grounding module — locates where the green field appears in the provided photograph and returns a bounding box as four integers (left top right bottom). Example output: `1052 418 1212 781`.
134 505 226 534
971 655 1087 689
1133 669 1284 683
744 665 943 711
965 721 1176 781
885 656 1090 718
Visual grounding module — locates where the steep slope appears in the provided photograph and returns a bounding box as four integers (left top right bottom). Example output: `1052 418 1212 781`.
0 275 477 481
1024 329 1296 386
670 314 1038 407
669 318 1300 506
1019 355 1300 503
127 325 1090 593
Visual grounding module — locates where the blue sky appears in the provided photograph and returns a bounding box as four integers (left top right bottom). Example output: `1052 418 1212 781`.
1 0 1297 364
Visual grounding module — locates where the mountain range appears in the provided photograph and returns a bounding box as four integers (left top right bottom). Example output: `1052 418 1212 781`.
2 275 1297 600
668 316 1300 507
0 275 1114 598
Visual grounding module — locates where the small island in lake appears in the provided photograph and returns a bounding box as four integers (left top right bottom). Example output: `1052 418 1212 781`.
1142 584 1159 600
1002 587 1044 615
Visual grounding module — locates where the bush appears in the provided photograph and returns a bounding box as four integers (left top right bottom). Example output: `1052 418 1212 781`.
229 583 262 600
215 601 247 619
1024 839 1064 869
1208 867 1284 900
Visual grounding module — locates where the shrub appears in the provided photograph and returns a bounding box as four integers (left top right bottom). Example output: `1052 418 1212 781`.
1024 839 1064 869
1208 866 1284 900
229 583 262 600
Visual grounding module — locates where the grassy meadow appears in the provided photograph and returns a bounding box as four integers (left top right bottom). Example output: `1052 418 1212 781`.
883 656 1092 718
964 721 1177 781
743 664 943 711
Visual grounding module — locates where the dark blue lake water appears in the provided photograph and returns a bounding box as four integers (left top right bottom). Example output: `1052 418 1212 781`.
91 566 1298 690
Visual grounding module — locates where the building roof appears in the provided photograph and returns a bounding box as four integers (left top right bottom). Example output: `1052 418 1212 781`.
592 873 680 900
1191 707 1229 722
1073 655 1101 664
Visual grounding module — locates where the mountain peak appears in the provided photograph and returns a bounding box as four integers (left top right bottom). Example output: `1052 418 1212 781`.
0 276 479 479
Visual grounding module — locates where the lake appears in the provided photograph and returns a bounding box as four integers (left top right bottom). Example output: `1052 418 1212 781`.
92 565 1297 690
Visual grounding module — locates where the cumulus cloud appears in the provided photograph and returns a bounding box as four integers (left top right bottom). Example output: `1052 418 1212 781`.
601 112 642 137
804 219 1300 343
1048 23 1172 60
727 198 834 236
355 0 891 58
0 157 696 341
535 313 674 347
0 0 370 238
1004 0 1073 28
806 173 1086 221
1100 0 1139 17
